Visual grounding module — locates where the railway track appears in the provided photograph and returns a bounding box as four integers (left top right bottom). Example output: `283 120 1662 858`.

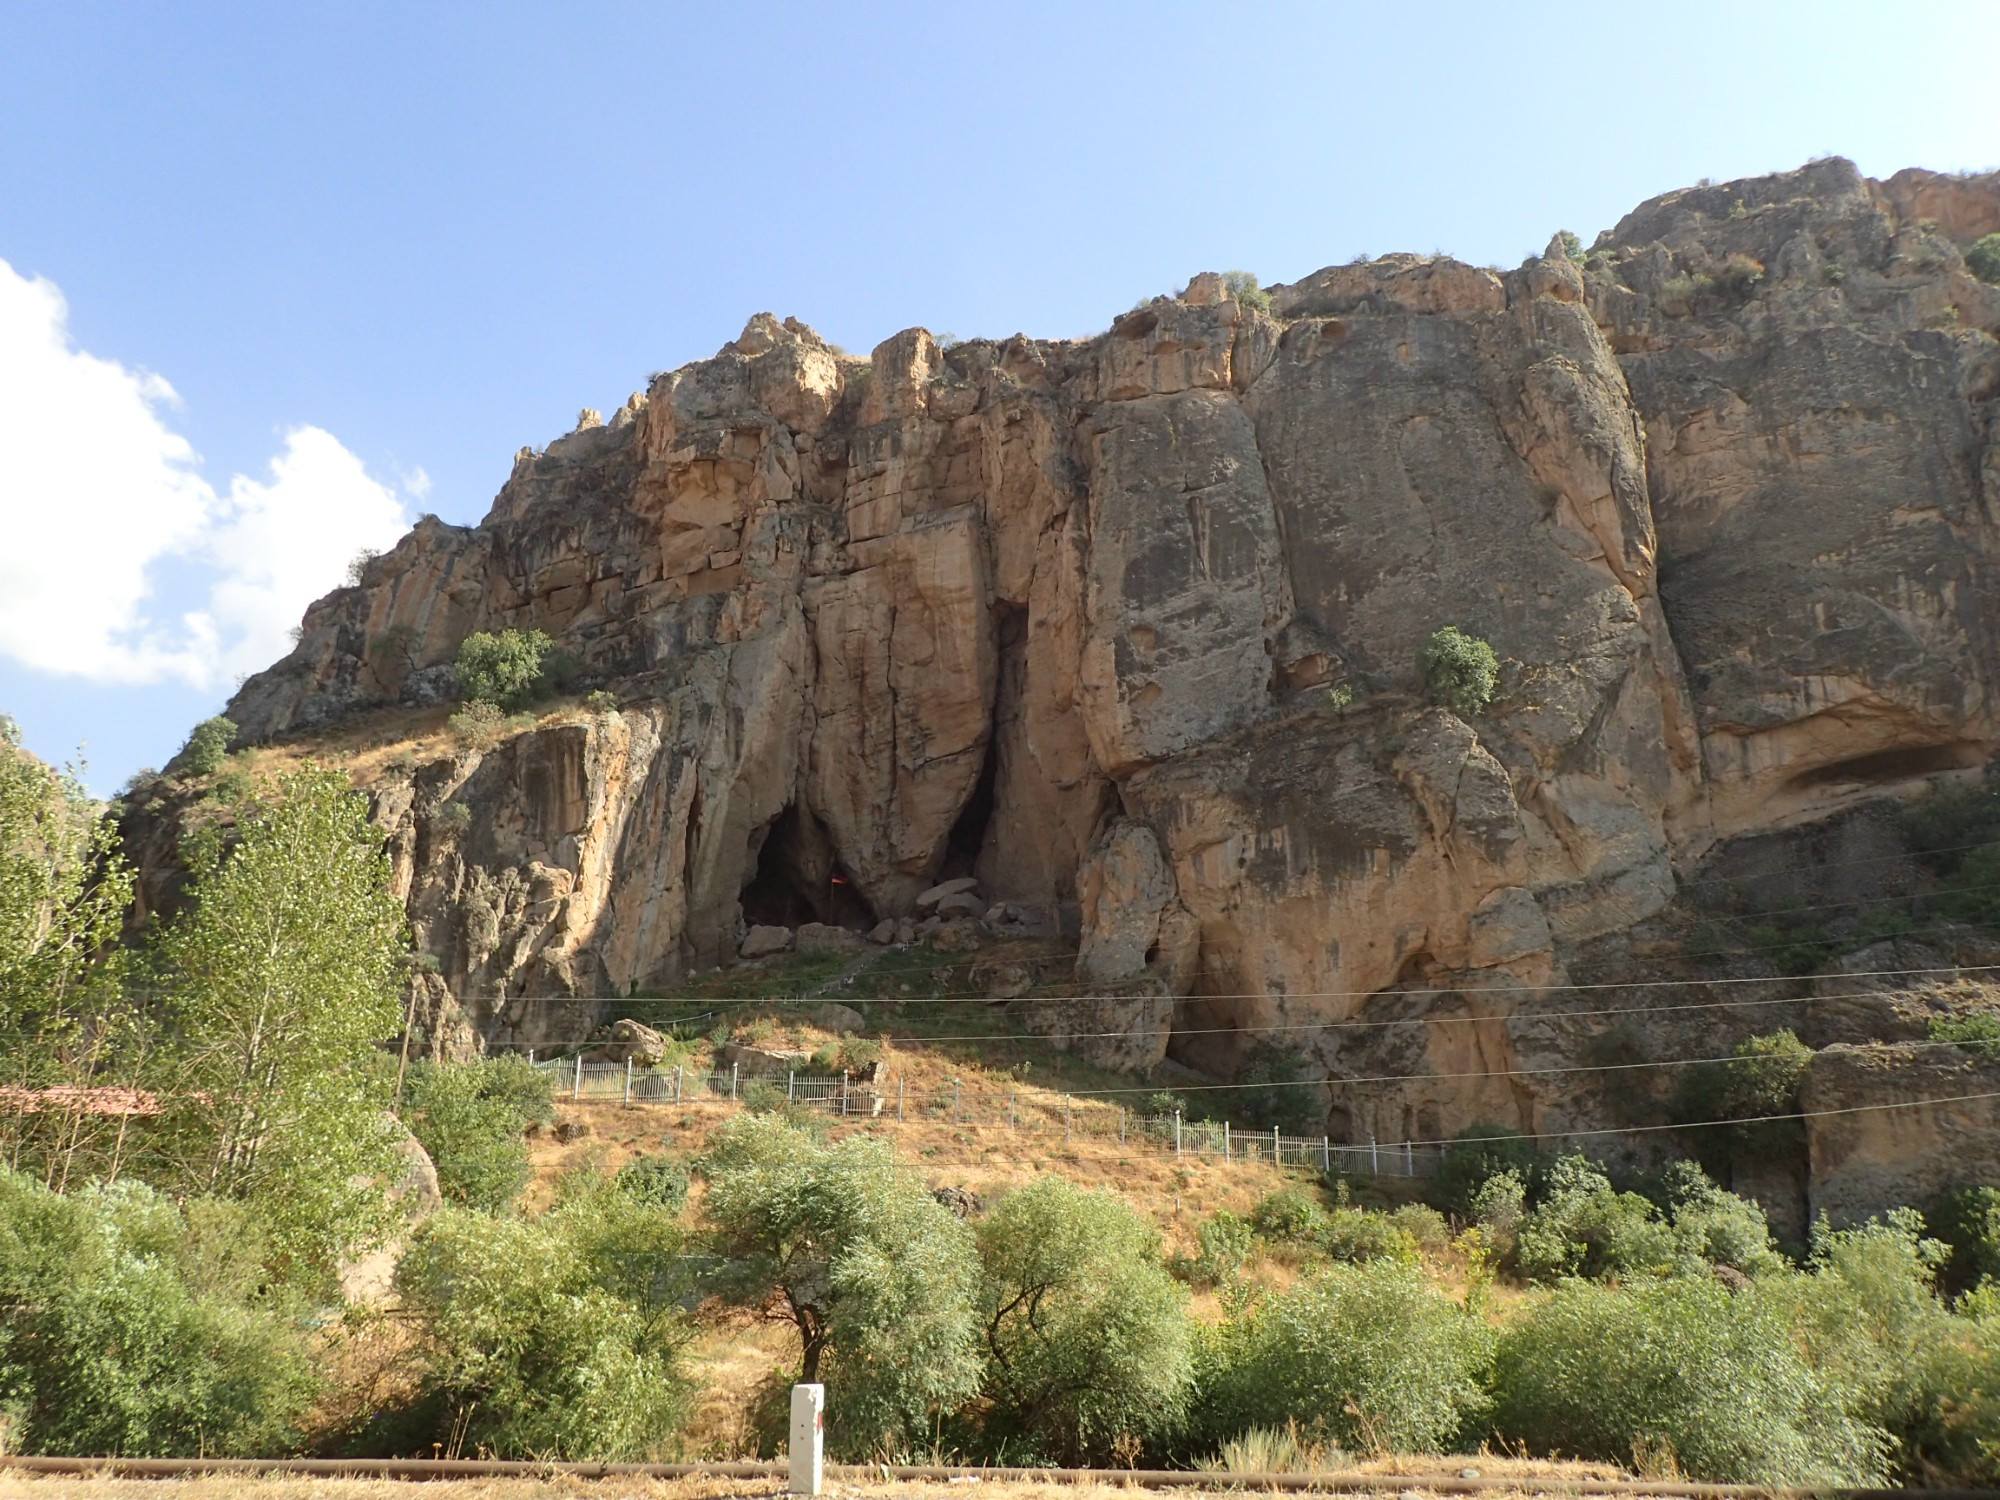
0 1454 1981 1497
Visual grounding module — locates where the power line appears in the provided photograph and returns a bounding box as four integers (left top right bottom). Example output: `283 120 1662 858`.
448 961 1998 1008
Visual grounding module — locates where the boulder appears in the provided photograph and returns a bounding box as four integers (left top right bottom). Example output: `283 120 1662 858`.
740 925 794 960
934 891 988 920
809 1002 866 1035
916 877 979 910
585 1017 671 1065
930 918 986 953
867 919 899 945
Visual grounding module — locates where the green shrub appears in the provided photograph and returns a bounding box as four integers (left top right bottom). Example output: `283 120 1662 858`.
1174 1212 1254 1288
1514 1155 1675 1283
615 1154 692 1212
1931 1009 2000 1054
1899 1312 2000 1486
168 716 237 778
1660 1166 1782 1276
434 800 473 835
974 1179 1193 1463
396 1197 692 1459
1321 1206 1420 1266
583 689 619 714
1428 1125 1547 1219
1967 233 2000 285
1417 626 1500 715
0 1172 315 1458
1190 1261 1490 1456
1491 1277 1888 1484
1222 270 1272 313
454 628 557 710
1674 1030 1812 1170
1555 230 1585 261
401 1056 555 1213
1249 1187 1329 1245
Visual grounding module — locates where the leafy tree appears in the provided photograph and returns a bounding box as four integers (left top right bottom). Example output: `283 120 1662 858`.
400 1056 554 1213
973 1178 1192 1463
700 1114 982 1457
1190 1260 1489 1456
453 629 557 711
1490 1276 1888 1485
1248 1186 1329 1246
0 720 137 1186
395 1193 692 1459
0 1170 315 1457
1968 233 2000 285
615 1152 692 1212
1428 1123 1548 1219
1654 1161 1782 1276
1674 1029 1813 1174
1417 626 1500 715
1927 1186 2000 1297
149 769 407 1278
167 716 237 779
1171 1210 1254 1288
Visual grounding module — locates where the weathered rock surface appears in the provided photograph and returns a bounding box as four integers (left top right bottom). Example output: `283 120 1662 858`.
158 160 2000 1217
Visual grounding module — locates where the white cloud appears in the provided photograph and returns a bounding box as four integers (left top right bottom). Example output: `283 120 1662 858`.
0 259 414 688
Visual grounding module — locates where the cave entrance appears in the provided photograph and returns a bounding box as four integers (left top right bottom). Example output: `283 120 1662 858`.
935 602 1018 884
740 804 876 930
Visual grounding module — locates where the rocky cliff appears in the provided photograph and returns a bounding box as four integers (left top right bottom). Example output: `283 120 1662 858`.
195 159 2000 1217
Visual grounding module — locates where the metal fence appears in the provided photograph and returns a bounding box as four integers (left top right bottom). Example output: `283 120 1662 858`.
529 1054 1439 1179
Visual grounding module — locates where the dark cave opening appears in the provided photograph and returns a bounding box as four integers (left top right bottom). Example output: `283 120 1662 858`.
936 602 1020 884
739 804 876 930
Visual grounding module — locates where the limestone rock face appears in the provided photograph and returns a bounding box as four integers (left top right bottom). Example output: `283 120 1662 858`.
177 161 2000 1216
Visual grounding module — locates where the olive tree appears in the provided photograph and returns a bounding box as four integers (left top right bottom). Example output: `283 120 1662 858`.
974 1177 1192 1463
701 1114 982 1457
453 629 556 711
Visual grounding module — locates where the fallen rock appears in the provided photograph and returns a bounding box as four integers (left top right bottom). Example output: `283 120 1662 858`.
934 891 988 920
720 1042 814 1071
810 1002 866 1035
915 876 979 910
867 919 899 945
585 1017 671 1065
740 924 794 960
554 1119 590 1143
930 917 986 953
797 921 864 955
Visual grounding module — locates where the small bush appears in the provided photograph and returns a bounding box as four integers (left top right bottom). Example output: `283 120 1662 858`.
1931 1010 2000 1054
1491 1277 1888 1484
1967 233 2000 285
1321 1205 1420 1266
345 547 380 586
584 688 619 713
1249 1187 1329 1245
1514 1155 1675 1283
434 801 473 835
1174 1212 1254 1287
1417 627 1500 715
1555 230 1585 261
1222 270 1273 313
615 1154 692 1212
454 628 557 711
1429 1125 1547 1219
1190 1261 1491 1456
169 716 238 778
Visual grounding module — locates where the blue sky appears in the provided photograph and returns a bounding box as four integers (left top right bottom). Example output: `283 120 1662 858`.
2 0 1996 792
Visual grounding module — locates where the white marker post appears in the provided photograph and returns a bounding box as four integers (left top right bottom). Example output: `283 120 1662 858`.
789 1382 825 1495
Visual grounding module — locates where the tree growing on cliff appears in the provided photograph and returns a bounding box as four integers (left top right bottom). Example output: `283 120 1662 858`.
1418 627 1500 715
166 716 237 778
453 628 557 711
1967 233 2000 285
149 768 407 1278
699 1113 982 1457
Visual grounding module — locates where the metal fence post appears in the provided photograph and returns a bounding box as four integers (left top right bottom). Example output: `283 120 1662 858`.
1274 1125 1281 1164
1223 1120 1230 1161
624 1057 633 1104
1369 1134 1379 1174
527 1048 535 1066
674 1064 684 1104
573 1055 583 1099
730 1061 739 1101
897 1077 904 1121
1323 1135 1331 1173
1404 1140 1414 1176
788 1071 795 1104
1174 1109 1182 1157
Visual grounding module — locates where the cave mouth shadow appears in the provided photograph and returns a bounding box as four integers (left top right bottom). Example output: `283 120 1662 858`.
739 804 875 930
